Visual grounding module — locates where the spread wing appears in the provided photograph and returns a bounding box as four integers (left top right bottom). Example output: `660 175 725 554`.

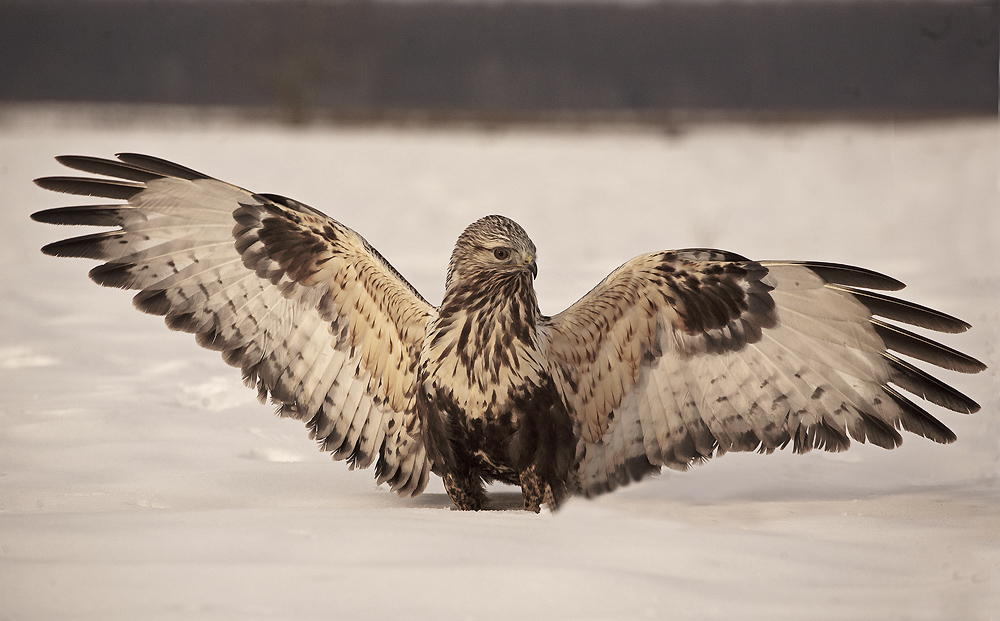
545 250 986 497
32 154 434 496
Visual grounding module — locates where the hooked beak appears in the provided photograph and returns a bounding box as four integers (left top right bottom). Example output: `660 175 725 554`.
525 256 537 279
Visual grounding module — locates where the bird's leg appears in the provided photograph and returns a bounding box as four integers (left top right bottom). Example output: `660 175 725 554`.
519 465 558 513
443 471 486 511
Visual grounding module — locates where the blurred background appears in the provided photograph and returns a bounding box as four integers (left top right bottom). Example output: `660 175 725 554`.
1 0 996 124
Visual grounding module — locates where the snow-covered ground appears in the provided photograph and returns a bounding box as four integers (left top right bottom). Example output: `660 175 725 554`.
0 106 997 620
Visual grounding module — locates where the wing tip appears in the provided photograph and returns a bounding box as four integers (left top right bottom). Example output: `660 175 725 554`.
873 320 987 375
33 176 63 192
38 240 64 257
37 231 125 259
114 152 212 181
30 206 58 224
798 261 907 291
884 387 959 445
34 175 145 200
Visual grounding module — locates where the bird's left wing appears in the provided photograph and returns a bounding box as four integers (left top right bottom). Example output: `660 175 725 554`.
544 250 985 497
32 154 434 495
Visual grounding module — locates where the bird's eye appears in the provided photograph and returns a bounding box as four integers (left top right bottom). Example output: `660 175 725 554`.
493 248 511 261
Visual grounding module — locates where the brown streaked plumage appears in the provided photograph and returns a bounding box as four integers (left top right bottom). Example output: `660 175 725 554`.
33 154 986 511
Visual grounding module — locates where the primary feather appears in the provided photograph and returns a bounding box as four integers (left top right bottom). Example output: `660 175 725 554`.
33 154 985 511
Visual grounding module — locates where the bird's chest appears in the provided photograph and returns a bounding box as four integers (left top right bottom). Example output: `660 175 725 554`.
417 309 551 477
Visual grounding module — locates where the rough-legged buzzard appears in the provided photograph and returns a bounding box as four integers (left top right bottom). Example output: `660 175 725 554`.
32 154 985 511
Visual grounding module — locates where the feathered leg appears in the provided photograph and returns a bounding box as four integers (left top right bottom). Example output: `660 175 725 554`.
443 471 486 511
519 465 560 513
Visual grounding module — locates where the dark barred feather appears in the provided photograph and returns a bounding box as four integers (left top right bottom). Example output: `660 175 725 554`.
883 353 981 413
115 152 212 181
835 285 972 333
31 204 143 228
34 176 144 200
872 319 986 374
791 261 905 290
55 155 165 182
883 386 957 443
39 230 128 259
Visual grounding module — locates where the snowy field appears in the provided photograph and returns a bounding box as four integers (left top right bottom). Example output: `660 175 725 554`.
0 106 997 620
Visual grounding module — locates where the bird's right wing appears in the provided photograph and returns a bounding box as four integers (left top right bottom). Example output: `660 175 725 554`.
33 154 434 495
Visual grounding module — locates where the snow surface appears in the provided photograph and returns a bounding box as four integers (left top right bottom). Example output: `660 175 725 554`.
0 106 997 620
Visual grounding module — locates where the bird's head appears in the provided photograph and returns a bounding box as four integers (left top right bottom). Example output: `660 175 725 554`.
446 215 538 291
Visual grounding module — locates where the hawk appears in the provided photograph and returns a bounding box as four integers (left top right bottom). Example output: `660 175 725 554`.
32 153 985 512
